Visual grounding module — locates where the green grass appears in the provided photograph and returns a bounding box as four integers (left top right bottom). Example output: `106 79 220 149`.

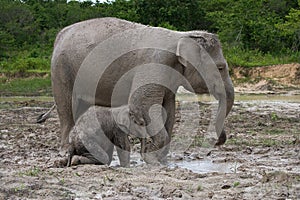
265 129 285 135
226 137 279 147
226 136 297 147
233 181 240 187
196 184 203 191
0 76 52 96
19 167 41 177
224 45 300 68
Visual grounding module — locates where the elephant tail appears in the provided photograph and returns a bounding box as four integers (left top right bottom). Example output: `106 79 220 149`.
36 104 56 123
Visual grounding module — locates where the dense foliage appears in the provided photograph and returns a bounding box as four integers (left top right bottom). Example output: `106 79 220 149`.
0 0 299 72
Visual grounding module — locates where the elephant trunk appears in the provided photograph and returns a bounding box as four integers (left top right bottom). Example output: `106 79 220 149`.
214 92 226 140
225 79 235 117
215 81 234 146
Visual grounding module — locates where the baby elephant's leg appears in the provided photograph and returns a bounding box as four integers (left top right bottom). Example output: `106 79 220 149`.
106 142 114 166
115 136 131 167
66 144 103 166
71 155 102 165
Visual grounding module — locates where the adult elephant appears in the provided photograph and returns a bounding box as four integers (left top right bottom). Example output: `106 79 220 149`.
51 17 234 164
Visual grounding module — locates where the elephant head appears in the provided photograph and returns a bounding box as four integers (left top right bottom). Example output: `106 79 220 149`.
115 105 148 139
176 32 234 144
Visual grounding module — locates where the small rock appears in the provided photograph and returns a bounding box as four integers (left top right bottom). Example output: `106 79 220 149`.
94 193 103 199
173 190 183 198
221 185 231 189
208 191 214 198
102 190 116 197
189 153 199 160
175 155 183 161
29 133 36 138
244 147 252 154
254 148 270 154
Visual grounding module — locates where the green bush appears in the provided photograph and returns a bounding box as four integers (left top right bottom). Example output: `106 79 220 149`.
1 58 50 73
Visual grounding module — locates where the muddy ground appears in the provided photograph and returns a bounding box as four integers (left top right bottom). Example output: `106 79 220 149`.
0 95 299 199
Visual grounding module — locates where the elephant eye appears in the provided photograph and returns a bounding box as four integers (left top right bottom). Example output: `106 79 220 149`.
217 64 226 71
129 112 138 123
138 120 145 126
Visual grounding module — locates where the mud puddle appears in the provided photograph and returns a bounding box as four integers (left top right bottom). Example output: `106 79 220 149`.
170 159 238 174
110 151 238 174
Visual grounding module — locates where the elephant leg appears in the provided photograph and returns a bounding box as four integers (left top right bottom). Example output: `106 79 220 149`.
71 155 102 166
106 143 114 166
52 58 75 151
215 129 227 146
141 93 175 164
115 136 131 167
159 93 176 162
53 154 102 167
52 78 74 156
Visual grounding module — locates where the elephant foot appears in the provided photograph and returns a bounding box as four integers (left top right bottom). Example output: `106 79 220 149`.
59 144 70 157
215 130 227 146
141 141 169 165
53 158 68 168
69 155 102 166
53 156 101 167
141 152 161 165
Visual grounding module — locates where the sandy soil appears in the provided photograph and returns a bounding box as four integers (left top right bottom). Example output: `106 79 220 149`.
0 97 299 200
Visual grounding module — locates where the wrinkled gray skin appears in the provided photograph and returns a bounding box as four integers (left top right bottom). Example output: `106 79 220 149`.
67 105 147 167
51 17 234 164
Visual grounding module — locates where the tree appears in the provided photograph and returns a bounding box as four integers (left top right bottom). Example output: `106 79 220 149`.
277 0 300 50
134 0 208 31
206 0 298 53
0 0 37 47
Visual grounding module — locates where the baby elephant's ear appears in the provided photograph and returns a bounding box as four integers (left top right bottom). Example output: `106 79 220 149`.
116 106 130 132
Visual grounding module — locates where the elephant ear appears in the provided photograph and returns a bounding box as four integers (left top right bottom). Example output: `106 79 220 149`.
176 37 227 141
176 37 220 95
176 37 201 69
116 106 130 133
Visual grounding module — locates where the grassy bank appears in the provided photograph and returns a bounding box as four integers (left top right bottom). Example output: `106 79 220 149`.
223 46 300 68
0 76 52 96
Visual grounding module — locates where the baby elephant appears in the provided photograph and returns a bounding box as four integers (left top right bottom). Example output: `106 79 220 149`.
67 105 147 167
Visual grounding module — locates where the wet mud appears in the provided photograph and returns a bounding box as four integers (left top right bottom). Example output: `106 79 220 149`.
0 96 299 199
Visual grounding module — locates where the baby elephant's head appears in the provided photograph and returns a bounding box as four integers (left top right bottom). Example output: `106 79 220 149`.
115 105 148 139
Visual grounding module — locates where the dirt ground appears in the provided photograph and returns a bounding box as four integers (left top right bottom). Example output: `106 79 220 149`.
0 93 299 199
232 63 300 93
